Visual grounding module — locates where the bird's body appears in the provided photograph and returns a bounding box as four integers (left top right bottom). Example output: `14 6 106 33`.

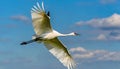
40 30 60 39
21 2 79 69
32 30 77 40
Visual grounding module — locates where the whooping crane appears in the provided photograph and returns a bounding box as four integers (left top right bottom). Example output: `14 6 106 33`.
20 2 79 69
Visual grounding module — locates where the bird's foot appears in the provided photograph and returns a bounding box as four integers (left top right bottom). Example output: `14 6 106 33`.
20 42 27 45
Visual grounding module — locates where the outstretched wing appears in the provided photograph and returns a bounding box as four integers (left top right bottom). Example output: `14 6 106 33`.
31 2 52 35
44 38 76 69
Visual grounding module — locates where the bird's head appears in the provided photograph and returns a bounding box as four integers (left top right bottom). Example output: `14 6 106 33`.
71 32 80 36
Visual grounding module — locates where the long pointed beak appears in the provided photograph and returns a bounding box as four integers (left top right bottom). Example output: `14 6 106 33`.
74 33 80 36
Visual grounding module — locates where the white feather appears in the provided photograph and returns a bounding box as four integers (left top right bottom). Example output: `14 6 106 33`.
31 8 39 13
42 2 45 11
37 2 42 10
44 38 76 69
33 5 39 10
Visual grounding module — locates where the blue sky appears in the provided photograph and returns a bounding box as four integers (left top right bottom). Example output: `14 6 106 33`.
0 0 120 69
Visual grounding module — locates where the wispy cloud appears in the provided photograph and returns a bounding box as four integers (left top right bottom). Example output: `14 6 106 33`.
76 1 98 6
0 14 30 23
0 50 13 55
109 31 120 40
76 13 120 41
0 38 12 43
95 31 120 40
10 15 31 23
97 34 107 40
70 47 120 62
76 13 120 30
100 0 117 4
75 0 117 8
0 57 33 65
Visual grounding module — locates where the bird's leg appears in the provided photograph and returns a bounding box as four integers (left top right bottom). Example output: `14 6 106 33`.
20 39 35 45
20 38 40 45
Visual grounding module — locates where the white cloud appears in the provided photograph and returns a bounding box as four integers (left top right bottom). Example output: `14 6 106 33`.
70 47 120 62
110 35 120 40
97 34 107 40
73 52 94 58
76 13 120 30
76 13 120 41
98 52 120 61
109 31 120 40
70 47 93 58
10 15 30 23
95 32 120 41
69 47 86 52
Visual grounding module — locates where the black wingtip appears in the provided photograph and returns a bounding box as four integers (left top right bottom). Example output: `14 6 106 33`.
47 11 50 16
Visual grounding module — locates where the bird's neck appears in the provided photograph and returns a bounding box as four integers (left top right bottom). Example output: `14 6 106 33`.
53 30 74 37
59 33 74 37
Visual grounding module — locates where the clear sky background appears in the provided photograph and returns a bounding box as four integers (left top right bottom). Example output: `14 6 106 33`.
0 0 120 69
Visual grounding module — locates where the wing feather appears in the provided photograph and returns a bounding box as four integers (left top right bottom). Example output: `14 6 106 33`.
31 2 52 35
44 38 76 69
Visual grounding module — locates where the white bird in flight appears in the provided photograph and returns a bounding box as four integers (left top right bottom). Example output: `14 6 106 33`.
20 2 79 69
